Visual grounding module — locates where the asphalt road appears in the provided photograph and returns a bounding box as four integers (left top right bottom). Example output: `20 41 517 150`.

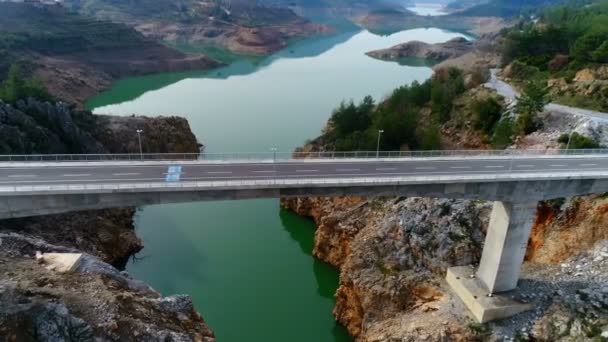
486 69 608 121
0 156 607 186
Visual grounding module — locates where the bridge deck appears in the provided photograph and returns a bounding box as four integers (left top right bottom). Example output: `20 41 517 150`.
0 154 607 194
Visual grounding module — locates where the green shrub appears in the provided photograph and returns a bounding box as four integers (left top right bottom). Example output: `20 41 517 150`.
0 64 52 103
491 118 514 149
330 96 374 137
557 132 600 149
515 81 548 135
472 97 503 134
421 120 441 150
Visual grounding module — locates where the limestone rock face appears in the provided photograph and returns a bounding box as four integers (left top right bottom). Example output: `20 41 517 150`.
0 236 215 341
282 196 491 339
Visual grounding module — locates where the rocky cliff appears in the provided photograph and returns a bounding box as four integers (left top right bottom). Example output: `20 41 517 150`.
0 234 215 341
281 90 608 341
0 98 213 340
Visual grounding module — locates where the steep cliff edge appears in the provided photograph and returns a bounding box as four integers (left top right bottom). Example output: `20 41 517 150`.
0 98 213 340
282 88 608 340
0 98 199 267
0 234 215 341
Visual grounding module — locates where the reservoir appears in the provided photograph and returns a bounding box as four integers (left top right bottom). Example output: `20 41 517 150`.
89 26 468 342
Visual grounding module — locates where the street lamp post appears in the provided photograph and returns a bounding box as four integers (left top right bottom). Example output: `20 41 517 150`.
376 130 384 158
136 129 143 159
270 147 278 185
270 147 278 162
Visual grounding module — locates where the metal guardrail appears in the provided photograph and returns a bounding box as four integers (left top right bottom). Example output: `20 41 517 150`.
1 149 608 162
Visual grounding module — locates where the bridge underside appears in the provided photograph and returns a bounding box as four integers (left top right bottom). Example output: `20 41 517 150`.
0 177 607 219
1 177 607 323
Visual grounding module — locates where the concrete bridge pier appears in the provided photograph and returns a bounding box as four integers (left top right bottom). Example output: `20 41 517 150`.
477 201 538 293
447 201 538 323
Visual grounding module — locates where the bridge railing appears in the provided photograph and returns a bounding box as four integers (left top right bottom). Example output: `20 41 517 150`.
1 148 608 162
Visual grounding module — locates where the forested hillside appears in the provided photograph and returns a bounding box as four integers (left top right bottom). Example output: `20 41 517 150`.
501 0 608 110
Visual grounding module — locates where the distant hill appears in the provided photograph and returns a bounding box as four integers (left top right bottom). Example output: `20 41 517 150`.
61 0 329 56
0 2 219 105
455 0 569 17
63 0 313 26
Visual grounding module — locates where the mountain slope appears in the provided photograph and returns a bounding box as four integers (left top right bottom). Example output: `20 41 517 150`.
0 2 220 105
62 0 330 55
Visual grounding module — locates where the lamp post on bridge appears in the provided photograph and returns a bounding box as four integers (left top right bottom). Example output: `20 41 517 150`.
376 129 384 158
136 129 143 159
270 147 278 162
270 147 278 185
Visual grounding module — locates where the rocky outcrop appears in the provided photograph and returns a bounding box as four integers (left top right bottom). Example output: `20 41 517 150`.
0 98 200 267
282 194 608 341
367 37 473 62
0 98 211 340
282 196 491 340
0 209 141 268
0 235 215 341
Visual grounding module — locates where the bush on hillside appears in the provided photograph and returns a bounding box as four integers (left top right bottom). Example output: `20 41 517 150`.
491 118 514 149
557 132 600 149
0 64 52 104
515 81 548 135
472 97 503 134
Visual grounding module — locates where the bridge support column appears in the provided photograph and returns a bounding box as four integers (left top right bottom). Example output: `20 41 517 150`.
446 201 537 323
477 201 537 293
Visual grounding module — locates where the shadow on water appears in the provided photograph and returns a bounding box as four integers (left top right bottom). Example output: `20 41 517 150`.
279 207 315 255
279 208 340 299
86 30 360 110
128 205 210 295
279 207 351 341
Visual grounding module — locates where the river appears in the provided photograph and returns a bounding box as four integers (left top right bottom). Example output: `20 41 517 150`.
88 26 469 342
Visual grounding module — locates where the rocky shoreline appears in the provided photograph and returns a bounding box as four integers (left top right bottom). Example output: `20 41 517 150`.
366 37 473 63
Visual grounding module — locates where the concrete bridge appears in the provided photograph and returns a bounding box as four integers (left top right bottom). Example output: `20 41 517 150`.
2 149 608 323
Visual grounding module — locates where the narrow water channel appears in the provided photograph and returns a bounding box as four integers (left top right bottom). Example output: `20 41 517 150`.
88 27 469 341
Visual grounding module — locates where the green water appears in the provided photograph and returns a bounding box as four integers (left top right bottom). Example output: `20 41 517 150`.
89 27 469 341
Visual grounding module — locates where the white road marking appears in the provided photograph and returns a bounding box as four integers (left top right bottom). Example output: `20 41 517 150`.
580 163 597 167
252 170 275 173
415 167 436 170
207 171 232 174
63 174 91 177
550 164 566 167
450 166 471 169
337 168 360 172
112 173 140 176
296 170 319 173
516 165 534 168
376 168 397 171
8 174 37 178
485 165 505 169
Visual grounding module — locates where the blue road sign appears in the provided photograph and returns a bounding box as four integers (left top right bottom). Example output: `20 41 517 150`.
166 165 183 182
168 165 183 174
